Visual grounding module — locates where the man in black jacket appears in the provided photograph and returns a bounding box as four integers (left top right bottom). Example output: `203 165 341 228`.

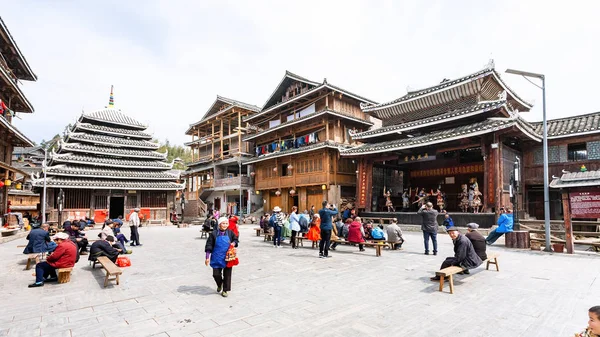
430 227 482 281
89 235 120 263
465 223 487 261
418 202 439 255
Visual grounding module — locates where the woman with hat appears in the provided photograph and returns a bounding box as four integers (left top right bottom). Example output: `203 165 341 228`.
205 217 239 297
29 232 77 288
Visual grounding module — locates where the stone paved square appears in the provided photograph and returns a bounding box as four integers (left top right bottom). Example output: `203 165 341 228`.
1 225 599 337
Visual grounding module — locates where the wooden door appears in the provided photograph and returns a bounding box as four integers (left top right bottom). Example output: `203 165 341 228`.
269 192 282 212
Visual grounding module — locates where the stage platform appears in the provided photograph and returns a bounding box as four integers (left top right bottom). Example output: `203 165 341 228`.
359 211 496 228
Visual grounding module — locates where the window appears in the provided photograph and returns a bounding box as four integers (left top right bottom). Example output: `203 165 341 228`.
281 163 290 176
64 189 92 209
296 158 323 174
269 119 281 128
262 166 276 179
140 191 167 208
568 143 587 161
126 195 138 209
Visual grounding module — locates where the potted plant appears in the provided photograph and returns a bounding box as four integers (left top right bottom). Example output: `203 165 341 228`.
552 243 565 253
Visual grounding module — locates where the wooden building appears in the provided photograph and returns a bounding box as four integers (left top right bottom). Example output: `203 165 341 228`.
183 96 261 216
342 62 538 227
31 108 184 224
244 71 377 213
0 17 37 216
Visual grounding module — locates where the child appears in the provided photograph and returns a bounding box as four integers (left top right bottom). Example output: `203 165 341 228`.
575 306 600 337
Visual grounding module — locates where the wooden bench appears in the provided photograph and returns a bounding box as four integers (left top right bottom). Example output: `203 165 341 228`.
57 268 73 283
436 253 500 294
254 228 262 236
264 233 273 242
200 229 210 239
330 239 386 257
96 256 122 288
25 253 44 270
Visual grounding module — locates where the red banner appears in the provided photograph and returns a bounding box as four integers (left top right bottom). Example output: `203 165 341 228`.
357 160 368 208
570 192 600 219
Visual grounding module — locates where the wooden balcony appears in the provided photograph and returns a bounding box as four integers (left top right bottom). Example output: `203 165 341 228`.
214 176 252 189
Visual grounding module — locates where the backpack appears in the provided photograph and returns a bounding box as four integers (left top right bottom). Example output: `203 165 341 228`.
269 214 278 227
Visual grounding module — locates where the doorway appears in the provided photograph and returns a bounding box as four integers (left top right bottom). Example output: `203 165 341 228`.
214 197 221 213
109 197 124 219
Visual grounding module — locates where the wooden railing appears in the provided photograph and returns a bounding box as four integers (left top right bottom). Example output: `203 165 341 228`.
214 176 252 188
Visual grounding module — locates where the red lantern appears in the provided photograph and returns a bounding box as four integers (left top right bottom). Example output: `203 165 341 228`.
0 181 5 188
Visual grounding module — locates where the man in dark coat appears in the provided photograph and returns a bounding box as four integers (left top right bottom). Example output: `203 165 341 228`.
64 222 89 255
465 223 487 261
89 235 120 263
418 202 439 255
23 223 56 254
430 227 482 281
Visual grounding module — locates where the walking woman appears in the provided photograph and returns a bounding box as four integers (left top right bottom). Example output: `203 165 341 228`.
205 217 239 297
289 206 301 249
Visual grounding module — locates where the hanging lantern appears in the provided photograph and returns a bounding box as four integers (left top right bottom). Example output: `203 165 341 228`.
289 189 296 195
273 167 278 172
255 190 260 195
0 181 4 188
15 182 22 190
4 179 11 187
275 190 281 196
321 184 327 190
288 164 294 170
250 171 256 177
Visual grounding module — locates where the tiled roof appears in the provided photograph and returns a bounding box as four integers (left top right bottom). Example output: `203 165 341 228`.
0 116 35 147
245 141 347 164
74 122 152 139
351 100 506 140
185 96 260 134
59 142 166 159
186 157 213 168
81 108 147 129
68 132 159 149
0 17 37 81
550 170 600 188
529 111 600 139
46 165 179 180
32 177 184 190
341 118 536 156
244 109 373 141
51 153 173 169
184 163 215 175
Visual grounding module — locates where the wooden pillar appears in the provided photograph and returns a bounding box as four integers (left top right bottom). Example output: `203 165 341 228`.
211 123 215 159
237 109 242 155
562 190 574 254
220 119 224 158
325 117 329 141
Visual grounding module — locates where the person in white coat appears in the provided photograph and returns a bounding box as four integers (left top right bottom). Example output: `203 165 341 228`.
289 206 301 249
129 208 141 246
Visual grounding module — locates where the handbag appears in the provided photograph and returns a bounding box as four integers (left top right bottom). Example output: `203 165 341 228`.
116 256 131 267
225 245 239 267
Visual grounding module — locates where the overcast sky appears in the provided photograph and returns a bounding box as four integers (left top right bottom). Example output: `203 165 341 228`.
4 1 600 146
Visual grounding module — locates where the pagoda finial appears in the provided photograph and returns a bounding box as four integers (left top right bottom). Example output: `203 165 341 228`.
108 85 115 108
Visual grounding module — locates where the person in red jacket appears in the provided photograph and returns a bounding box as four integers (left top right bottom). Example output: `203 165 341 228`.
228 215 239 237
347 217 366 252
29 232 77 288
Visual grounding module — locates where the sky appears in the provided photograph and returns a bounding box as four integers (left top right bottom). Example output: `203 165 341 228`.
4 0 600 146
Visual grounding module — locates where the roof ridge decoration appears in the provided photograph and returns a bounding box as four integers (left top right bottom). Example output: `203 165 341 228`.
351 99 507 140
81 108 147 130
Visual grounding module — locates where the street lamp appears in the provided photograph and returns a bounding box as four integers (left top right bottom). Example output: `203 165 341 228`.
505 68 550 251
41 144 51 224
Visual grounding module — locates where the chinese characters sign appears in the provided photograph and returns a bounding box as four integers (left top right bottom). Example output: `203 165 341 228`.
570 192 600 218
411 164 484 178
357 161 368 208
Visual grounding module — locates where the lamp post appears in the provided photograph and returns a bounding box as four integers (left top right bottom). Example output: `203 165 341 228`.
511 158 520 230
41 144 49 224
505 68 550 251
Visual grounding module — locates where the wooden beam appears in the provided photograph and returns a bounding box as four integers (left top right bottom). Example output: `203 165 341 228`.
562 191 574 254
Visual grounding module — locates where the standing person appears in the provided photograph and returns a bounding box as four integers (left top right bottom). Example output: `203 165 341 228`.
348 216 366 252
430 227 482 281
318 201 338 258
289 206 300 249
272 207 285 248
28 233 77 288
129 208 142 246
418 202 439 255
386 218 405 250
486 207 514 245
574 306 600 337
465 223 487 261
23 223 57 254
205 217 239 298
309 205 316 220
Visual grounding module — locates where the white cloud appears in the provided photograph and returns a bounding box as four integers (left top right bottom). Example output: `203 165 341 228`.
4 0 600 146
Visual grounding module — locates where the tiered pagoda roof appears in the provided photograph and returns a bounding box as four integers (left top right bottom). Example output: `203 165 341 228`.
32 108 184 190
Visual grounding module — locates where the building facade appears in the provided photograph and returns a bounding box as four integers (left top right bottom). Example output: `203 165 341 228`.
32 108 184 224
0 17 37 216
244 71 377 213
184 96 260 216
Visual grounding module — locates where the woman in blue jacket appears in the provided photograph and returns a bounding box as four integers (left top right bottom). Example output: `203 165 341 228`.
205 217 239 297
486 207 514 245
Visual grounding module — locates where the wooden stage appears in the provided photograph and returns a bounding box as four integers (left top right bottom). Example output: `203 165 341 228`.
359 211 496 228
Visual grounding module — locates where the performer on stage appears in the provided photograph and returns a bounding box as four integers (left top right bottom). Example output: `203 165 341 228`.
459 184 469 213
402 189 410 210
472 183 482 213
417 189 427 208
384 187 395 212
436 188 445 211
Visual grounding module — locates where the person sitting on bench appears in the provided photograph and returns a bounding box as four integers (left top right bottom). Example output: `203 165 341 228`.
430 227 482 281
112 222 130 253
465 223 487 261
28 232 77 288
89 235 120 264
348 217 366 252
23 223 57 255
386 218 404 250
64 221 89 255
485 207 513 245
371 224 386 240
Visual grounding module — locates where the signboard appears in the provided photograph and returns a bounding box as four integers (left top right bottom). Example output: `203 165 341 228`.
411 164 484 178
356 160 368 208
570 192 600 219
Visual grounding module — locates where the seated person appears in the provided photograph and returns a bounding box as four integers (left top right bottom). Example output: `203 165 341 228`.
442 212 454 230
204 215 216 232
63 222 89 255
430 227 482 281
386 218 404 250
23 223 57 254
371 224 386 240
465 223 487 261
77 218 87 231
28 232 77 287
100 221 127 252
348 217 366 252
112 222 130 253
89 235 120 263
